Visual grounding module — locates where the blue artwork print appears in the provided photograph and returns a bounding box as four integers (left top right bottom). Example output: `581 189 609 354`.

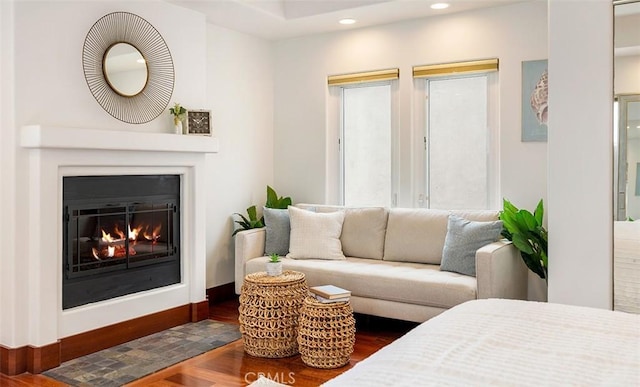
522 59 548 142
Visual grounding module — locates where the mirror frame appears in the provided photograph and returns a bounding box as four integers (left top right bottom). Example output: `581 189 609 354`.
82 11 174 124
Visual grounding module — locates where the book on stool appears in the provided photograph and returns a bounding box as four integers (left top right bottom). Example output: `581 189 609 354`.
310 285 351 303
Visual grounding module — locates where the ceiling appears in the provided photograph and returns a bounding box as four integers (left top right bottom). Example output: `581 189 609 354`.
168 0 524 41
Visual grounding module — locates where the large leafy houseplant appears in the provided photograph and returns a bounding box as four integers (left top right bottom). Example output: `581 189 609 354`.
499 198 548 282
232 186 292 236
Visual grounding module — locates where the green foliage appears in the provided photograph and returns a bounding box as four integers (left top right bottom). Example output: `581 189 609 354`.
232 186 292 236
265 185 292 209
169 102 186 124
269 253 280 263
499 198 548 280
232 205 264 236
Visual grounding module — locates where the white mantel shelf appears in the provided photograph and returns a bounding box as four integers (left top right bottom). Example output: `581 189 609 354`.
20 125 219 153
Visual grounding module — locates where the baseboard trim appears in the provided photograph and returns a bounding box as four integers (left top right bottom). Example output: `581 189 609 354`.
1 301 206 376
60 304 192 363
0 341 61 376
191 300 210 321
206 282 236 304
0 345 27 376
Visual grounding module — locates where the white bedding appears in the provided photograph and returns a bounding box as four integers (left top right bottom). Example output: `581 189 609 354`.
323 299 640 386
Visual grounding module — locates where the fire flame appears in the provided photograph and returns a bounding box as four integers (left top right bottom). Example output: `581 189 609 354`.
92 222 161 260
101 229 116 243
143 224 162 242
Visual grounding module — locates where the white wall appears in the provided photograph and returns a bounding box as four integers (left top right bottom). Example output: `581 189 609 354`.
205 24 274 288
273 1 548 212
0 0 18 348
548 0 613 309
13 1 206 132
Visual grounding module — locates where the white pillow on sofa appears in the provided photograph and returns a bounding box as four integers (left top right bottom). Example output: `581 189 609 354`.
286 206 346 260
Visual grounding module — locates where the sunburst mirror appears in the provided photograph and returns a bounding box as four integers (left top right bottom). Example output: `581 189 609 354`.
82 12 174 124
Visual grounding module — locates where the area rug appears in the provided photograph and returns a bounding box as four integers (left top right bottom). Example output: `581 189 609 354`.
44 319 241 386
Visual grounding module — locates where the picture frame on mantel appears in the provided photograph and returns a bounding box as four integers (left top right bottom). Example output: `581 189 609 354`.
186 109 212 136
521 59 548 142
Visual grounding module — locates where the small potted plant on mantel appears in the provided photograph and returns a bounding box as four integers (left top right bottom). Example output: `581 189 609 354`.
266 253 282 276
169 102 186 134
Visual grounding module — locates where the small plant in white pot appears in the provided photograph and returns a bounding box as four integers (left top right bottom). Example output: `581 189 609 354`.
266 253 282 276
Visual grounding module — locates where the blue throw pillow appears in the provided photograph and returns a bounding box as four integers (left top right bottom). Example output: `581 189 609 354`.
440 214 503 277
263 207 290 256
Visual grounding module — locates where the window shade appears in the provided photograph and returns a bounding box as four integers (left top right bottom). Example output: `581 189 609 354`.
328 68 399 86
413 59 498 78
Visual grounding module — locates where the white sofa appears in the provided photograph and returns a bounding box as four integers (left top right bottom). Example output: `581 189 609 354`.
234 205 528 323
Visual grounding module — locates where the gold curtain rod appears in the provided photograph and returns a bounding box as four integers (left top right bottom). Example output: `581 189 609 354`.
328 68 399 86
413 58 499 78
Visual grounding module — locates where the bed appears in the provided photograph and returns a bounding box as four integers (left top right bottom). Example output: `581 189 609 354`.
323 299 639 386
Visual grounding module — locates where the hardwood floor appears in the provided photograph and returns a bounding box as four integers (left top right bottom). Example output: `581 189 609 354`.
1 297 417 386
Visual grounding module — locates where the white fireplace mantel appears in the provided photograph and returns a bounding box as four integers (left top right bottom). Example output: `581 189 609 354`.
19 124 216 346
20 125 219 153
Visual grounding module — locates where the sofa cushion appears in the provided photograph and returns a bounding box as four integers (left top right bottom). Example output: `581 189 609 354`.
341 207 388 260
440 215 503 277
383 208 450 264
286 206 346 260
245 256 477 309
263 207 290 256
383 208 500 264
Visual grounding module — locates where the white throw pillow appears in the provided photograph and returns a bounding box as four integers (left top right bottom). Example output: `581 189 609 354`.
286 206 346 260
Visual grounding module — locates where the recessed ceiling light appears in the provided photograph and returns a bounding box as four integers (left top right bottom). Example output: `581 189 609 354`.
339 18 357 25
431 3 450 10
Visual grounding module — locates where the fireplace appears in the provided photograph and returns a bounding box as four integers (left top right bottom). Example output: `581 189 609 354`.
63 175 181 309
13 125 217 374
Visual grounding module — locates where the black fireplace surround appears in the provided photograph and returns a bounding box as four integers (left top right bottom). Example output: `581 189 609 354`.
63 175 180 309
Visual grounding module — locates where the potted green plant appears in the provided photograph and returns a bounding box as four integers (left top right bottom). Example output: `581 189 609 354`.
266 253 282 276
232 205 264 236
499 198 548 283
232 186 292 236
169 102 186 134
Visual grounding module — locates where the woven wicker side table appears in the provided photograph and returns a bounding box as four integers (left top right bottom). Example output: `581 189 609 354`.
238 270 308 358
297 296 356 368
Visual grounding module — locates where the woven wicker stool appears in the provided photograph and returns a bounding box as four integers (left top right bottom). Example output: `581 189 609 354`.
238 270 308 358
297 296 356 368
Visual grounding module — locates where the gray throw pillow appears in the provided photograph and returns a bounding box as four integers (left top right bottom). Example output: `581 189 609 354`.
263 207 290 256
440 214 503 277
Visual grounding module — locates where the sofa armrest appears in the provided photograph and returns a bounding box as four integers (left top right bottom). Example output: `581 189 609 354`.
234 227 266 294
476 240 528 300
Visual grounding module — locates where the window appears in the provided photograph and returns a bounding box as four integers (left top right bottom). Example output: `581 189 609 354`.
341 84 392 206
327 69 399 207
415 59 499 210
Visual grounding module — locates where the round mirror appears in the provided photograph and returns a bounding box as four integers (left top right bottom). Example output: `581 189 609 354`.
83 12 174 124
103 43 148 97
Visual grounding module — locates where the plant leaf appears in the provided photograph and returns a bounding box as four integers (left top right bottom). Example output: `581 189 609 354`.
512 233 534 254
246 205 258 222
534 199 544 226
516 210 537 230
503 198 519 214
520 252 546 279
266 186 277 208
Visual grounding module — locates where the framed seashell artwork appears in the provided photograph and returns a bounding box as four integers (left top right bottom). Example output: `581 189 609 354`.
521 59 548 142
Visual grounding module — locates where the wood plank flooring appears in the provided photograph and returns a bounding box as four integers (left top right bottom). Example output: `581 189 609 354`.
1 297 417 386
